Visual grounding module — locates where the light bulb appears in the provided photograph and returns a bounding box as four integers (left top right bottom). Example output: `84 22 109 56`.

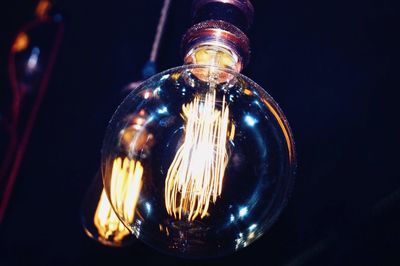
101 2 296 258
81 171 136 247
101 65 295 257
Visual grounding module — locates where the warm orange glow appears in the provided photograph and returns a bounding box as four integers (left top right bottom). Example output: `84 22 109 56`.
110 157 143 224
12 32 29 53
165 90 234 221
171 72 181 81
243 88 253 96
93 157 143 243
35 0 51 19
93 188 130 243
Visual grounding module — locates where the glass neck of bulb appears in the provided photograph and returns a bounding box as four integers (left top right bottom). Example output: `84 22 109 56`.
183 44 243 73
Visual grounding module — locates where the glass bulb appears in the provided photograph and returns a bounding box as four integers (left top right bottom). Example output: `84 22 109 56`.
101 65 296 257
81 171 135 247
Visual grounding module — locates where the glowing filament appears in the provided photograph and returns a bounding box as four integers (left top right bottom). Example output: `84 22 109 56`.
165 90 234 221
110 157 143 224
93 188 130 243
92 157 143 243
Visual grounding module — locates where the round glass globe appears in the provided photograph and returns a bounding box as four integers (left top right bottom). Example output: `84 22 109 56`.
101 65 296 258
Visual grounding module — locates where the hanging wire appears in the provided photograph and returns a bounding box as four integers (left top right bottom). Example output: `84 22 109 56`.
126 0 172 90
150 0 171 63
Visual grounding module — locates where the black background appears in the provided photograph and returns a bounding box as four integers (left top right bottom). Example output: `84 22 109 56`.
0 0 399 265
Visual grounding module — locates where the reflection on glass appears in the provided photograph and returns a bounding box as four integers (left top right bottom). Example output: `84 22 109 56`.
35 0 52 19
12 32 29 53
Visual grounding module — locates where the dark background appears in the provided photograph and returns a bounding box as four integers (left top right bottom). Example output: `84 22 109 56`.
0 0 399 265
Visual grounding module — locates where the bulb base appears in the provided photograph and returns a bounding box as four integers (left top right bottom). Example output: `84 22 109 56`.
182 20 250 72
192 0 254 31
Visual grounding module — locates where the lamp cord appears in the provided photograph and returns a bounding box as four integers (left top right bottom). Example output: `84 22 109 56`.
150 0 171 63
126 0 172 90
